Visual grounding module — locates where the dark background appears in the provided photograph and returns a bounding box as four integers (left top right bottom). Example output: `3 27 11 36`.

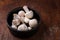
0 0 60 40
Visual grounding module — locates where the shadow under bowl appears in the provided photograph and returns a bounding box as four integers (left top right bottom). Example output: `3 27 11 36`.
7 7 40 38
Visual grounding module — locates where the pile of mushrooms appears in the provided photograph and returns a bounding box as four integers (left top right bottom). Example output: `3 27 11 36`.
11 6 38 31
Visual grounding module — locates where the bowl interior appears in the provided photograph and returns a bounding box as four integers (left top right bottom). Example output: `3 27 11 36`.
7 7 40 32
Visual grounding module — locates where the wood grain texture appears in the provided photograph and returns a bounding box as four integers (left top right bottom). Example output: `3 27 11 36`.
0 0 60 40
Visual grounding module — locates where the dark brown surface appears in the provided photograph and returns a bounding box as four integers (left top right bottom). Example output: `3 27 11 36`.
0 0 60 40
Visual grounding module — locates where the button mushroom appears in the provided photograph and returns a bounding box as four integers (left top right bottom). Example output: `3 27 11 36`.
24 17 30 23
12 19 20 26
11 24 17 29
25 11 33 18
18 24 28 31
13 14 20 19
29 19 38 28
18 10 25 17
23 5 29 13
23 6 33 18
20 17 25 23
28 27 32 30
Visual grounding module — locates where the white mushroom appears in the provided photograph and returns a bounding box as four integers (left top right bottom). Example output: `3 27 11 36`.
29 19 38 28
11 24 17 29
23 6 33 18
12 6 38 31
13 14 20 19
20 17 25 23
24 17 30 23
28 27 32 30
23 5 29 13
25 11 33 18
18 24 28 31
12 19 20 26
18 10 25 17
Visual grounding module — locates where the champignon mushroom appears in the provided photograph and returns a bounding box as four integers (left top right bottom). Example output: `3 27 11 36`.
23 5 29 13
29 19 38 28
24 17 30 23
18 24 28 31
23 6 33 18
11 24 17 29
25 11 33 18
20 17 25 23
13 14 20 19
28 27 32 30
18 10 25 17
12 19 20 26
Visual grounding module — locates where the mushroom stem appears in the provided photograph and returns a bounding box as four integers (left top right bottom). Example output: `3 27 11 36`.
23 5 29 13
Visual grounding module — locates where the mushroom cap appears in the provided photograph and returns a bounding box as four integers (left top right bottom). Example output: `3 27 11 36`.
11 24 17 29
12 19 20 26
24 17 30 23
18 10 25 17
29 19 38 28
28 27 32 30
25 11 33 18
18 24 28 31
13 14 20 20
20 17 25 23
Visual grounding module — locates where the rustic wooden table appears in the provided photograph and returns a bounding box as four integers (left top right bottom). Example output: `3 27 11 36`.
0 0 60 40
